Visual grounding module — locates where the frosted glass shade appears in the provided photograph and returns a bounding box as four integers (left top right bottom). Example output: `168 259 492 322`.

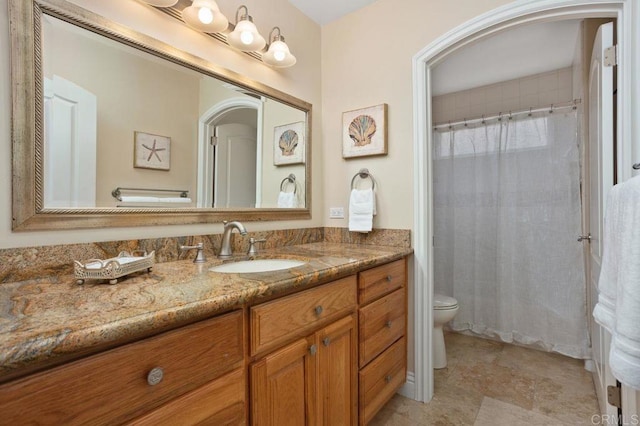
228 20 266 51
181 0 228 33
263 40 296 67
143 0 179 6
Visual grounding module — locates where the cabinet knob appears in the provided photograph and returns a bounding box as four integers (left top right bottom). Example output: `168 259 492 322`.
385 374 392 383
309 344 317 356
385 320 393 329
323 337 331 347
314 305 323 316
386 275 392 282
147 367 164 386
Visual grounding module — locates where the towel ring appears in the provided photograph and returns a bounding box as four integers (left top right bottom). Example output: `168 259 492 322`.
350 168 376 190
280 174 297 194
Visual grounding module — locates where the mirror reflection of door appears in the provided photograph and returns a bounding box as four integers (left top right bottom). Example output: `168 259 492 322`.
43 76 97 208
213 110 258 208
208 108 258 208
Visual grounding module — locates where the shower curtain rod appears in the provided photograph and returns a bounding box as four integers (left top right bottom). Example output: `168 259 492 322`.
433 98 581 130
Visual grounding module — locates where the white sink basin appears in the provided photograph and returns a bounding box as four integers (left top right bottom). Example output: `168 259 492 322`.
209 259 307 273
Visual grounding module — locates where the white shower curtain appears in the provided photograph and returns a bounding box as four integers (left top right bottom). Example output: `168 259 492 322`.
433 111 589 358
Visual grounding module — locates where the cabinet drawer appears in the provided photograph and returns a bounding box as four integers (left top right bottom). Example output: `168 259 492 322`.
129 368 246 426
0 310 244 426
359 287 406 367
359 337 406 426
250 276 357 356
358 259 405 305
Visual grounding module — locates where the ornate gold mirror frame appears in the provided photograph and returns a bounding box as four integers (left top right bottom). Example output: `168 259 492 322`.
10 0 312 231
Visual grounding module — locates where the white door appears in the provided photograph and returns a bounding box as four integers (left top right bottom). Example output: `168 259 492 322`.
214 123 257 208
588 22 618 418
43 76 97 208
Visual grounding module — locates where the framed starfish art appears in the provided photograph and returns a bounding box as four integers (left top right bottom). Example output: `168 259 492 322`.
134 131 171 171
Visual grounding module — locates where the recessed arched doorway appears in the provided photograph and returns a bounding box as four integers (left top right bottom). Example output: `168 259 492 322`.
411 0 636 406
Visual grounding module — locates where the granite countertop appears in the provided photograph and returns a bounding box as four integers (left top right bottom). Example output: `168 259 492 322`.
0 242 412 382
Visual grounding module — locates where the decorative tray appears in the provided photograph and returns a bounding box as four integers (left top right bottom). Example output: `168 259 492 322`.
74 251 155 284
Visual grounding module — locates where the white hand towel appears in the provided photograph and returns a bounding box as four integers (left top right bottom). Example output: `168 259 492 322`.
120 196 160 203
277 191 297 208
593 175 640 390
158 197 192 203
349 188 375 233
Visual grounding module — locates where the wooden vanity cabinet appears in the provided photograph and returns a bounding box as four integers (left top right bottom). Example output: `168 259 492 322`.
357 259 408 425
0 310 245 426
0 257 408 426
250 276 358 426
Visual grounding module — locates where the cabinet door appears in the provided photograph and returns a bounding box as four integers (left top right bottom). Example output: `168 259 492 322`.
317 315 357 426
251 337 317 426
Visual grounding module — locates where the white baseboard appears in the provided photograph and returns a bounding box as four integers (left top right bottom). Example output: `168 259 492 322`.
397 371 416 399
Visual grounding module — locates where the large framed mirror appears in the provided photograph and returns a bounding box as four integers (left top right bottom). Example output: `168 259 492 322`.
10 0 312 231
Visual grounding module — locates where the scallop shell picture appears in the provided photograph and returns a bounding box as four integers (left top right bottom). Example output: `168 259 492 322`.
279 129 299 156
349 115 377 147
342 104 388 158
274 121 305 165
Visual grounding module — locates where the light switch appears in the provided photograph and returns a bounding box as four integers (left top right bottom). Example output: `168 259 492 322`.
329 207 344 219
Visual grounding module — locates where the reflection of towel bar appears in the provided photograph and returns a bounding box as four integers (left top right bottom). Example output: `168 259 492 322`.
280 174 297 194
350 168 376 190
112 187 189 201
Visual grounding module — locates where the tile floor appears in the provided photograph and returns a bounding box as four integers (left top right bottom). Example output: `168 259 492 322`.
371 332 600 425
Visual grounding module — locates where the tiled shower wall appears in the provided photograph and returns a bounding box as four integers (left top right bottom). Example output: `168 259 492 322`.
432 67 574 125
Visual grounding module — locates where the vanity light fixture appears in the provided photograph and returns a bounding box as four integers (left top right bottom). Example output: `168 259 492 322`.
181 0 229 33
228 5 266 52
142 0 296 68
263 27 296 68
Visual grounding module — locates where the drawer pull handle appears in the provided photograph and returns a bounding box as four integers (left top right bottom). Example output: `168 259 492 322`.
309 344 317 356
323 337 331 347
385 374 392 383
386 275 392 282
147 367 164 386
385 320 393 328
314 305 323 316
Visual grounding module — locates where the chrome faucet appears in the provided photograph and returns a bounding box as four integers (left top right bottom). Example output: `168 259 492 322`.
218 221 248 259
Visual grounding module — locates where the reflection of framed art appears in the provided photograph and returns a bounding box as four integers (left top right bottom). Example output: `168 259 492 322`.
342 103 388 158
274 121 305 166
134 131 171 170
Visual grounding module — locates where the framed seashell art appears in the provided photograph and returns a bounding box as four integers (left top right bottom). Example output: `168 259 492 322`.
274 121 305 165
342 104 388 158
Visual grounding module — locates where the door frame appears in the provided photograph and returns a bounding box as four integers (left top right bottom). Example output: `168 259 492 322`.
411 0 639 403
196 97 264 208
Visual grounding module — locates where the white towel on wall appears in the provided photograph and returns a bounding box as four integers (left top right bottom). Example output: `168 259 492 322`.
593 175 640 390
348 188 376 233
277 191 297 208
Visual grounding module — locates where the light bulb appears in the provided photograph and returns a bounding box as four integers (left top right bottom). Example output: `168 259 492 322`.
181 0 228 33
240 31 254 45
228 18 265 51
263 39 296 68
198 7 213 24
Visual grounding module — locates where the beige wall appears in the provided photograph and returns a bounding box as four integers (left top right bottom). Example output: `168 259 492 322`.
0 0 322 248
321 0 511 230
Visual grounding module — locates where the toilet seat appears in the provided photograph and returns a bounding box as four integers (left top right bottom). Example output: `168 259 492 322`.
434 293 458 310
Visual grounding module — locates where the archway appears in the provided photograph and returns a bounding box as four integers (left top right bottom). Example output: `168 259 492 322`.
411 0 635 403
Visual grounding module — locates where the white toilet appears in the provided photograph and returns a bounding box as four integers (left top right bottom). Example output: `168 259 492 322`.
433 294 459 369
